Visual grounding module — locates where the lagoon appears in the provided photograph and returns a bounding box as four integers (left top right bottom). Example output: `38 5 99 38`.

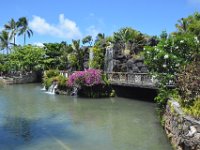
0 84 171 150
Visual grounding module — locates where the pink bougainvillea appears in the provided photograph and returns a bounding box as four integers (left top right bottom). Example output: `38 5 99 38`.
67 69 102 87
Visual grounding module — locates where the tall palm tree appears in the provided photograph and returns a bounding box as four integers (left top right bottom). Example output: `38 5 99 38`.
17 17 33 45
0 30 11 54
4 18 18 46
72 39 84 70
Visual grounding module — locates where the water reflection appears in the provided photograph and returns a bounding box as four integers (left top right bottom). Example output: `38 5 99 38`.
4 117 32 142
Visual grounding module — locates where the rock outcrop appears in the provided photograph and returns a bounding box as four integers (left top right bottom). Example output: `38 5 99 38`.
105 43 148 73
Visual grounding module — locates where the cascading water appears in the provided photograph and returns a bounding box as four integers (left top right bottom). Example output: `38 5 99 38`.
46 82 58 95
104 43 114 72
41 86 46 91
89 48 94 69
71 87 78 96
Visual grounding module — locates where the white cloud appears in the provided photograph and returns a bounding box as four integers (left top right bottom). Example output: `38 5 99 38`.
33 42 44 47
30 14 82 40
86 25 100 39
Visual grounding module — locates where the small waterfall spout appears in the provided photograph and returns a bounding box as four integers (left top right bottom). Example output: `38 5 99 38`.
71 87 78 96
41 86 46 91
46 82 58 95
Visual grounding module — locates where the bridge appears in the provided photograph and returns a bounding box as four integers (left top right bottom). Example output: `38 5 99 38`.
106 72 158 89
58 71 174 90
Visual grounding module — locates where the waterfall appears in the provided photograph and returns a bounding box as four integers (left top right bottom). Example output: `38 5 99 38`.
104 43 114 72
71 87 78 96
46 82 58 95
89 48 94 69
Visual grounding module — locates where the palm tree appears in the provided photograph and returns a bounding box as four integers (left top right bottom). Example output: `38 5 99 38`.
17 17 33 45
176 18 188 33
0 30 11 54
4 18 18 46
72 39 84 70
82 35 93 46
95 33 106 47
113 27 137 54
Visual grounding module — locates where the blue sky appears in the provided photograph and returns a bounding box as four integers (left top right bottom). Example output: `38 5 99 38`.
0 0 200 45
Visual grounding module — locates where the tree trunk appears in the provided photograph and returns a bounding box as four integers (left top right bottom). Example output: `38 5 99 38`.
14 36 16 46
24 33 26 45
6 48 9 55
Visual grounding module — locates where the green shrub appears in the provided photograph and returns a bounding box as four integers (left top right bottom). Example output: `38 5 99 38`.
45 69 60 78
90 46 105 69
44 77 54 89
155 88 179 120
57 75 68 90
102 73 110 85
183 98 200 119
176 58 200 107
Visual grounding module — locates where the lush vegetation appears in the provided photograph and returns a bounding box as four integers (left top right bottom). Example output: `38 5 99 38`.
67 69 113 97
143 12 200 119
43 69 68 92
0 13 199 104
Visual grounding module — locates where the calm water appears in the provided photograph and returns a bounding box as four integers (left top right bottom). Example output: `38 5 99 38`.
0 84 171 150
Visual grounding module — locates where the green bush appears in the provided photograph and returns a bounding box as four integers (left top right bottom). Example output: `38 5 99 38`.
176 58 200 107
43 69 60 89
143 32 200 120
90 46 105 69
45 69 60 78
183 98 200 119
44 77 54 89
57 75 68 90
43 70 68 91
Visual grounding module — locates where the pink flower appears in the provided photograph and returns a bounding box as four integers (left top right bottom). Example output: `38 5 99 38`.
67 69 102 87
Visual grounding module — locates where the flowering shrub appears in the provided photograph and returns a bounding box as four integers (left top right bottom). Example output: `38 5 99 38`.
67 69 102 87
143 33 200 118
143 34 198 77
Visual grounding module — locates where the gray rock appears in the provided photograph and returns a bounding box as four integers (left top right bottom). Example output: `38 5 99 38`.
83 62 89 69
141 67 148 73
132 66 140 73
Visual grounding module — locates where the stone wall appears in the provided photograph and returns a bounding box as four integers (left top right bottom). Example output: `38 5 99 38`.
164 100 200 150
0 72 38 84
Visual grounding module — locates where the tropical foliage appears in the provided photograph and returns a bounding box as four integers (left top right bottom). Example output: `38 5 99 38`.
43 42 71 70
113 27 146 55
0 17 33 54
17 17 33 45
9 45 45 71
82 35 93 46
0 31 11 54
176 58 200 107
143 12 200 119
67 69 113 98
1 13 199 102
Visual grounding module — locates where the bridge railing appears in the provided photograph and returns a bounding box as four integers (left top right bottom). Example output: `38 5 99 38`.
106 72 158 87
